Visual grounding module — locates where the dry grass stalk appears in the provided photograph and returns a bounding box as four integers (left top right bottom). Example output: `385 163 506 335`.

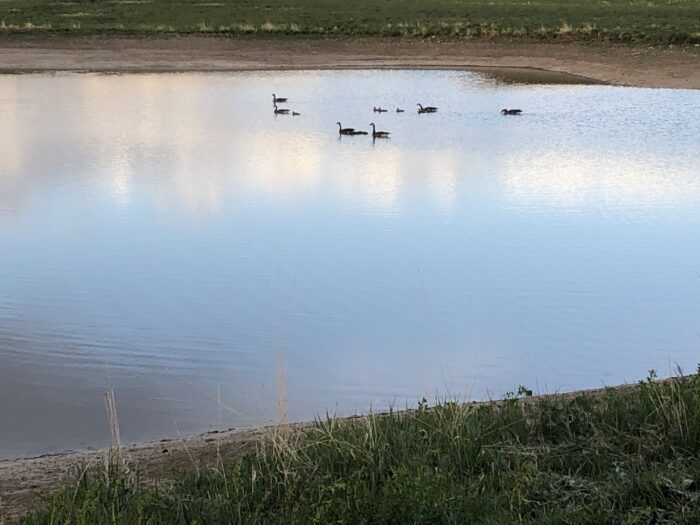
104 389 122 453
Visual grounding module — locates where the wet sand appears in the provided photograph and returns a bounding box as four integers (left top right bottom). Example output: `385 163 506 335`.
0 36 698 88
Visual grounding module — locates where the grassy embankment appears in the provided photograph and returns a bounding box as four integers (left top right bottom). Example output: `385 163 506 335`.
0 0 699 45
17 370 700 524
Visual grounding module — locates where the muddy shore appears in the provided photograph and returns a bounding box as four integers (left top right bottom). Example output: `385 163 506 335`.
0 36 698 88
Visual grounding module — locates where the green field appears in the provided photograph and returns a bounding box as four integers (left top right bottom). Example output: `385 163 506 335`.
18 371 700 524
0 0 699 44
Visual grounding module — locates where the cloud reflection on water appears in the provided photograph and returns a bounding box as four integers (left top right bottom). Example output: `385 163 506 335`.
502 150 700 214
1 71 699 459
2 72 699 221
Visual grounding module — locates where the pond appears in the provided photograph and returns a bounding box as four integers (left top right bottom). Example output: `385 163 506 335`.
1 70 699 459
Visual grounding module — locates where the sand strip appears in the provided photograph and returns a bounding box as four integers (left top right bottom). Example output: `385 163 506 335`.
0 36 698 88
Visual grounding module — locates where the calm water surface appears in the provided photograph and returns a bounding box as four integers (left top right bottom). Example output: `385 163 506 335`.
1 71 699 459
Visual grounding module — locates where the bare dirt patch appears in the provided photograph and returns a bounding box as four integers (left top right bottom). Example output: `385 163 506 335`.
0 36 698 88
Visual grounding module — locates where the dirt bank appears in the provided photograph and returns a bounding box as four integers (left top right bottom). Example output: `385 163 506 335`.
0 36 698 88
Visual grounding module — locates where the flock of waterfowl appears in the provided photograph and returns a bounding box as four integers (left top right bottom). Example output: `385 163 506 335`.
272 93 522 139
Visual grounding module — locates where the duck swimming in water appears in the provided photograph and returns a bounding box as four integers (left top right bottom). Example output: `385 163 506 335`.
501 108 523 115
337 122 356 135
417 103 438 113
273 103 290 115
370 123 390 138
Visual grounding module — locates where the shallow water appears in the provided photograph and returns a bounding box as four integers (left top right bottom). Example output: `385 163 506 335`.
1 70 699 459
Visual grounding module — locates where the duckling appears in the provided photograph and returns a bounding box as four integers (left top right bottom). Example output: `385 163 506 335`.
501 108 522 115
272 94 288 103
292 111 301 116
417 103 438 113
350 130 368 135
373 106 388 113
274 103 290 115
396 108 405 113
337 122 356 135
370 123 390 138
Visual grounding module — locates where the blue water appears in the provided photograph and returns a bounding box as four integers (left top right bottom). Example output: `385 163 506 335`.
1 70 699 459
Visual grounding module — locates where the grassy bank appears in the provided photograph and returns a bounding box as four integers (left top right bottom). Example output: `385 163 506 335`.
16 370 700 524
0 0 699 45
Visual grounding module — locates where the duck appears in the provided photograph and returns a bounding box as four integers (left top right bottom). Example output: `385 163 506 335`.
337 122 356 135
273 103 290 115
272 94 288 103
417 103 438 113
370 123 390 138
396 108 404 113
501 108 522 115
292 111 301 116
373 106 388 113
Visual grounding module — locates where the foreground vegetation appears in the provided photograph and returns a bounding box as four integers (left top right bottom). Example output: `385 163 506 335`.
18 370 700 524
0 0 699 45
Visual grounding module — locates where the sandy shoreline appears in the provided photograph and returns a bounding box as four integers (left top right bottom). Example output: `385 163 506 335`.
0 424 273 522
0 381 650 521
0 426 269 522
0 36 699 88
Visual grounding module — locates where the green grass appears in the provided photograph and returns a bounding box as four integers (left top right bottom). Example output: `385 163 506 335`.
0 0 699 44
18 370 700 524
